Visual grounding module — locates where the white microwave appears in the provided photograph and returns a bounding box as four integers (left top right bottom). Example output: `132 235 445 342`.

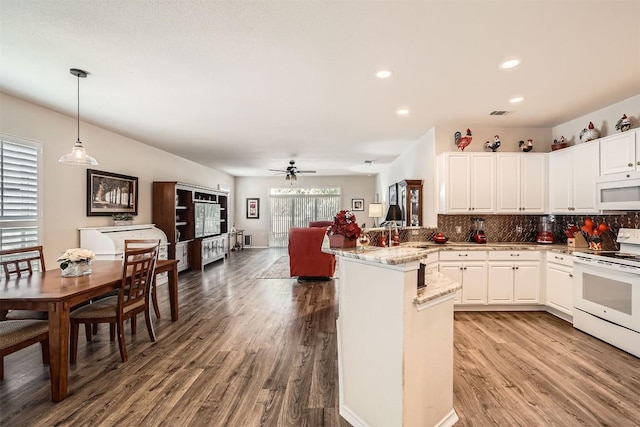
596 171 640 210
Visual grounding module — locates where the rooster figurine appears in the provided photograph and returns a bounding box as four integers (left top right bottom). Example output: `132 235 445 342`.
454 128 473 151
616 114 631 132
519 139 533 152
485 135 501 152
579 121 599 142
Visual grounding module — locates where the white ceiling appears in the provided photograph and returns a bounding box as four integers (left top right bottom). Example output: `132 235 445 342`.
1 0 639 177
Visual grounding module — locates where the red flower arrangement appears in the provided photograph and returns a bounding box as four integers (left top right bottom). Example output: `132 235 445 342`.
328 210 362 239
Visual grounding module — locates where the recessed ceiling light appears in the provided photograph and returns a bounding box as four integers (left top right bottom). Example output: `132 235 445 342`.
500 59 520 69
397 108 410 116
376 70 393 79
509 96 524 104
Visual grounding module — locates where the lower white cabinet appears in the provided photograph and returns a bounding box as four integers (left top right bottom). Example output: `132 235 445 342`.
487 251 541 304
175 241 190 272
545 252 574 316
439 251 487 304
200 235 227 267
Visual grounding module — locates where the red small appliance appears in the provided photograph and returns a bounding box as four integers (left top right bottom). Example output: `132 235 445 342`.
470 218 487 244
537 216 555 244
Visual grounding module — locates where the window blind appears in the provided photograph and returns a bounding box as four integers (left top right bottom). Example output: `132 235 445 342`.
269 188 340 247
0 135 41 250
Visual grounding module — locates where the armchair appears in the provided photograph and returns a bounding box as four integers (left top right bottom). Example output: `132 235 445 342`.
288 226 335 282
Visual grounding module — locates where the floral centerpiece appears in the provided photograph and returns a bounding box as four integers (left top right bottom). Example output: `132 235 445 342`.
327 210 362 248
57 248 96 277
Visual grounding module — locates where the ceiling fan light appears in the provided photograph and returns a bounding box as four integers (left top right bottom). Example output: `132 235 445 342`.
291 173 297 181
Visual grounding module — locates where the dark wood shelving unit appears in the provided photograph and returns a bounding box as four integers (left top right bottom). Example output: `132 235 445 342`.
153 181 229 272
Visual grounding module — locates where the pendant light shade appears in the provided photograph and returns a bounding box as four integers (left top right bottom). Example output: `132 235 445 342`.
58 68 98 166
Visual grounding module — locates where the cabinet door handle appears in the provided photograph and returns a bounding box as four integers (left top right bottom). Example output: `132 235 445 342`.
569 274 573 278
510 253 520 257
515 266 519 269
637 161 640 166
554 255 563 260
458 253 468 257
463 266 467 270
629 163 634 167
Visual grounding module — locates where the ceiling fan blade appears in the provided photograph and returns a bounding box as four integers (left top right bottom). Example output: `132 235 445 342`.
296 170 316 173
268 169 287 172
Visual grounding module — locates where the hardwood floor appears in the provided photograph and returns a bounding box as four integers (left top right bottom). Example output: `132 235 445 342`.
2 248 640 426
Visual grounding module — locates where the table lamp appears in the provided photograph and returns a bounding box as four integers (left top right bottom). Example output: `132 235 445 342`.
368 203 384 227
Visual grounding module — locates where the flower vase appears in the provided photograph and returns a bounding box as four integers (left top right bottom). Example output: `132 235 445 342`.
61 260 92 277
329 234 357 249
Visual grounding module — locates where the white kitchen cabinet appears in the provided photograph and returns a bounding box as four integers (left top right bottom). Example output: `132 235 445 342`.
599 129 639 176
439 250 487 304
175 241 190 272
487 251 540 304
548 141 599 214
439 153 495 214
545 252 574 318
496 153 547 213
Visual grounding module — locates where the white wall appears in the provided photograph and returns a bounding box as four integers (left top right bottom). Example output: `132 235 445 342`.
234 175 375 247
0 92 234 267
552 94 640 144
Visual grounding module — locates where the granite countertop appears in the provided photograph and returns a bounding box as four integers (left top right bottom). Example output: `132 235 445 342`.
414 270 461 305
324 241 571 265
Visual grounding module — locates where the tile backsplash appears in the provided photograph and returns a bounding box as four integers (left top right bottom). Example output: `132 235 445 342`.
437 212 640 243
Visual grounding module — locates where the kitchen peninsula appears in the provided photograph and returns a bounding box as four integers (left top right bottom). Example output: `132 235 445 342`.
324 245 461 427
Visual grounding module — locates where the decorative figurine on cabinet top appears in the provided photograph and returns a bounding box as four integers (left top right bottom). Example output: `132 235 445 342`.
616 114 631 132
454 128 473 151
519 139 534 152
551 135 568 151
485 135 501 152
579 121 599 143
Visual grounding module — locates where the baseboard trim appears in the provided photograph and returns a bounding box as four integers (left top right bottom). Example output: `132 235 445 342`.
437 409 460 427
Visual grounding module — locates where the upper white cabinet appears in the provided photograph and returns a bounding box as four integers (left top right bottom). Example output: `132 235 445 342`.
439 153 495 214
496 153 547 213
599 129 639 176
548 141 599 214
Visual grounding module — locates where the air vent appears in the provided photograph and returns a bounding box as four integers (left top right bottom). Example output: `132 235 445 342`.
489 110 511 116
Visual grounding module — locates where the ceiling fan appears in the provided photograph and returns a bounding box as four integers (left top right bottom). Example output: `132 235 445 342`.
269 160 316 181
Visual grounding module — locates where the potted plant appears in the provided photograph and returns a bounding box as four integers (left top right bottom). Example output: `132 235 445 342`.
327 209 362 248
112 213 134 226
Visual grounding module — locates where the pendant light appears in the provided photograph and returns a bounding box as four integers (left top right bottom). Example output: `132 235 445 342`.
58 68 98 166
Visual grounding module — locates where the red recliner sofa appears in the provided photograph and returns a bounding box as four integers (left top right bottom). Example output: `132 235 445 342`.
288 222 336 281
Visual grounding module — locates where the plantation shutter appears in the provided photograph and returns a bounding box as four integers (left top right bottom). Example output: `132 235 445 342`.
0 134 41 250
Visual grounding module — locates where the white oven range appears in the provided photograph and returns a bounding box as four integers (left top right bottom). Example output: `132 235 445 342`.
573 228 640 358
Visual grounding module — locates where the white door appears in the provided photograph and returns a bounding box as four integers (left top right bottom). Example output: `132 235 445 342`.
572 142 599 213
446 154 472 213
520 154 546 213
496 154 520 213
470 155 496 213
514 263 540 302
599 131 637 175
488 263 514 303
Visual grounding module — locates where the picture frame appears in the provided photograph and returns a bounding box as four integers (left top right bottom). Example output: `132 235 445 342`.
246 198 260 219
87 169 138 216
389 183 398 205
351 198 365 211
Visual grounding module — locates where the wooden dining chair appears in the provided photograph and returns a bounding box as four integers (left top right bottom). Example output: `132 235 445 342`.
0 319 49 380
70 242 160 363
0 246 48 321
124 239 162 319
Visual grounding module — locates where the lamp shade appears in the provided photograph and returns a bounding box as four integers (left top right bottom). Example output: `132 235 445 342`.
385 204 403 221
368 203 384 218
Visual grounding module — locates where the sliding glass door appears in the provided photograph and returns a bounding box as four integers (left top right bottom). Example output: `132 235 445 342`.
269 187 340 247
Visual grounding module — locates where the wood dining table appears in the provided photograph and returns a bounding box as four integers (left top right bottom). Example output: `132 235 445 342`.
0 258 179 401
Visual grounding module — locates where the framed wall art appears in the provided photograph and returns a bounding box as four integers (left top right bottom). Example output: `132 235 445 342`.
86 169 138 216
246 198 260 219
351 198 364 211
389 183 398 206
